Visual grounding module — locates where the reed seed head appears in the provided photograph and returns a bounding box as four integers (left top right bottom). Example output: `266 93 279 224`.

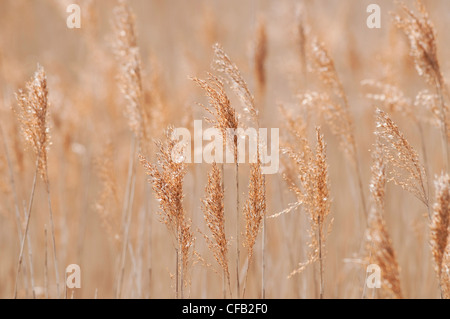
16 64 50 182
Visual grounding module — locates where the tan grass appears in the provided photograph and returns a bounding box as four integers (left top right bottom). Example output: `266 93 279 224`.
201 162 231 298
140 127 195 299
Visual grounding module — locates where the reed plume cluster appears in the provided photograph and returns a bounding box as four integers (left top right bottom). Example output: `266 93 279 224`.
112 0 147 298
306 39 356 163
14 65 59 298
375 109 428 208
2 0 450 300
280 121 331 299
140 127 194 299
113 0 144 141
191 73 239 144
201 162 231 298
16 65 50 183
394 0 449 168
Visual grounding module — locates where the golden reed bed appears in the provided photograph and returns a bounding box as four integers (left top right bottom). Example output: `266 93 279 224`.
0 0 449 299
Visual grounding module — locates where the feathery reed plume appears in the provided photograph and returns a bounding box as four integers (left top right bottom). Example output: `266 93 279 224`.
430 173 450 298
394 1 444 89
201 162 231 298
113 0 144 141
213 43 258 125
394 0 449 168
16 65 50 182
191 73 238 143
362 82 432 209
375 109 428 209
140 127 194 299
242 153 266 297
366 143 403 299
281 125 331 299
14 65 60 298
253 16 267 100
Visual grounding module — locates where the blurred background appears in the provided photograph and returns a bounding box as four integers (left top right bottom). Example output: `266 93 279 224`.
0 0 449 299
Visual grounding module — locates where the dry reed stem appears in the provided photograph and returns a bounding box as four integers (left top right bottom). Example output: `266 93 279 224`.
0 124 35 296
442 242 450 299
252 17 268 298
44 224 49 299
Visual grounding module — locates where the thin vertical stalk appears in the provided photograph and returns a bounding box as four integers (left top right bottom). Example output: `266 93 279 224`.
417 121 431 219
44 225 49 299
14 156 39 299
180 233 184 299
44 174 60 298
175 247 179 299
435 78 449 170
116 135 137 298
235 159 240 298
1 125 35 298
318 216 324 299
25 220 36 299
261 210 266 299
